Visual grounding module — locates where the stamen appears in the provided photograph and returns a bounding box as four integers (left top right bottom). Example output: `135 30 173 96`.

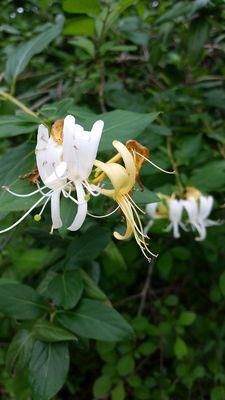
87 206 119 219
62 190 86 205
126 193 145 214
0 194 49 234
2 185 48 198
83 180 102 197
135 151 175 175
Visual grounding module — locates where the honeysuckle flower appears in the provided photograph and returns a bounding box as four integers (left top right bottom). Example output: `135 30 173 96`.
0 124 68 234
94 140 155 261
62 115 104 231
182 194 220 241
144 202 158 234
166 198 184 238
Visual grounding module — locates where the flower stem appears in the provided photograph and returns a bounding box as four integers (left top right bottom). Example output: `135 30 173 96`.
166 137 184 192
0 90 38 119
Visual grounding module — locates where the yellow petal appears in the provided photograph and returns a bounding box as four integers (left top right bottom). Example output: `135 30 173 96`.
94 160 128 196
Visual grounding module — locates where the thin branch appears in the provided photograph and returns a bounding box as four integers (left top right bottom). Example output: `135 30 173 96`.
138 258 155 315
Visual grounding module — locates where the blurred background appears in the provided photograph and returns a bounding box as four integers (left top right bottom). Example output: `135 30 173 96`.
0 0 225 399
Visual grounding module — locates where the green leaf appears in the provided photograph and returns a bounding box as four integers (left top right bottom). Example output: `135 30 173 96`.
63 0 100 15
93 375 112 398
174 337 188 360
69 37 95 57
32 320 77 342
6 329 34 373
86 110 159 152
111 382 126 400
0 115 38 138
48 270 83 309
66 226 111 264
178 311 196 326
63 17 95 37
103 241 127 271
57 298 133 341
29 341 69 400
132 187 160 205
211 387 225 400
0 283 46 320
80 269 108 301
188 19 209 60
5 16 64 84
219 271 225 297
189 160 225 191
117 354 135 376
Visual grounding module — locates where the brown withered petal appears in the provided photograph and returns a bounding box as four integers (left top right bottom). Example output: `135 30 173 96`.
126 140 149 191
20 166 40 185
51 119 64 145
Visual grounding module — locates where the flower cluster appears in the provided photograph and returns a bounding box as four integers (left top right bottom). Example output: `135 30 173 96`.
1 115 169 261
145 187 220 241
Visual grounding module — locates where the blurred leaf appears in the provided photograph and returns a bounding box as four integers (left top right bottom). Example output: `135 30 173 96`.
69 37 95 57
5 16 64 84
0 283 46 320
63 17 95 36
48 270 83 309
57 298 133 341
174 337 188 360
219 271 225 297
178 311 196 326
132 187 160 205
188 19 209 61
111 382 126 400
117 354 135 376
103 241 127 271
0 115 38 138
63 0 100 15
93 375 112 398
189 160 225 191
29 341 69 400
80 269 108 301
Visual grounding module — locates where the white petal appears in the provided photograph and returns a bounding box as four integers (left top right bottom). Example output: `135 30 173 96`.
169 199 183 223
68 181 87 231
182 197 198 223
146 202 158 219
199 195 214 220
45 161 67 185
50 190 62 229
36 124 49 150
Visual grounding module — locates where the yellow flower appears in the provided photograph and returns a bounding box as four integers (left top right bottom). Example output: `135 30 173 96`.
94 140 156 261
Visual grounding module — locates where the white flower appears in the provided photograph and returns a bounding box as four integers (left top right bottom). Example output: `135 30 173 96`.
144 202 158 234
183 195 219 241
166 199 184 238
0 124 67 234
62 115 104 231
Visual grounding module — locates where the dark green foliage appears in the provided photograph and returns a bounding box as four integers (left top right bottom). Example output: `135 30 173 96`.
0 0 224 399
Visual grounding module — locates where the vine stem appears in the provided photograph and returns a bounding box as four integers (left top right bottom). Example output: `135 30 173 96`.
0 90 38 119
166 136 184 192
138 258 155 315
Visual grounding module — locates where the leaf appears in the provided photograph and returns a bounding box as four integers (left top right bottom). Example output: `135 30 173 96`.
80 269 108 301
132 187 160 205
0 283 46 320
63 0 100 15
111 382 126 400
0 115 38 138
57 298 133 341
66 226 111 264
29 341 69 400
189 160 225 191
188 18 209 60
117 354 135 376
93 375 112 398
86 110 159 152
5 16 64 84
178 311 196 326
219 271 225 297
174 337 188 360
69 37 95 57
63 17 95 37
105 0 136 33
32 320 77 342
48 270 83 309
6 329 34 373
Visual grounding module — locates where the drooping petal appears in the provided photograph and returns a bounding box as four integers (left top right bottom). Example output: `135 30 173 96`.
146 202 158 219
94 160 129 197
199 195 214 220
182 197 198 223
68 181 87 231
169 199 183 223
113 140 136 193
50 189 62 229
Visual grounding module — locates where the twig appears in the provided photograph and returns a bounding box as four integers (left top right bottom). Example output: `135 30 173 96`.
166 137 184 191
138 258 155 315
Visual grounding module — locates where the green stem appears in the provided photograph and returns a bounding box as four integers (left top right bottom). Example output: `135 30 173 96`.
0 90 38 119
166 137 184 192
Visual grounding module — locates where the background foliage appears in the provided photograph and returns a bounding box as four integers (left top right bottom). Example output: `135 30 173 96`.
0 0 225 399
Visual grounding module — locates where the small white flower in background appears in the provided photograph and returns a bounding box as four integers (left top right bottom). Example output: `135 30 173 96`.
62 115 104 231
166 198 184 238
182 194 220 241
144 202 158 234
